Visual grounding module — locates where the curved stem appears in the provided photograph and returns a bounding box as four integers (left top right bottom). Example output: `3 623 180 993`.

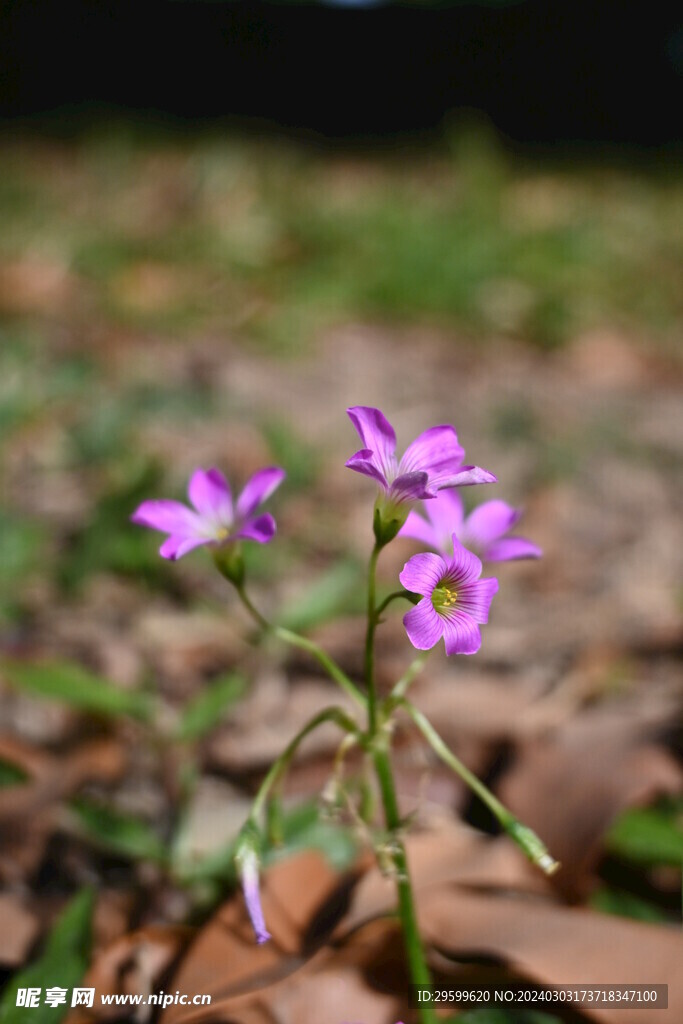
396 697 559 875
234 584 366 709
390 650 430 701
374 588 417 619
250 707 359 823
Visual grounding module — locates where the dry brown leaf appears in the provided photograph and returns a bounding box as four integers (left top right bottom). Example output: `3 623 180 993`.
496 704 683 896
159 851 369 1024
0 737 125 822
0 735 126 883
419 887 683 1024
0 892 39 966
65 925 190 1024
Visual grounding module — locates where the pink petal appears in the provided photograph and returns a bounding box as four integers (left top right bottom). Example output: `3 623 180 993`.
399 552 446 596
484 537 543 562
234 513 277 544
398 425 465 489
345 449 389 488
130 499 206 538
159 535 211 561
346 407 397 480
438 465 498 488
236 467 286 520
440 608 482 655
462 500 520 548
399 509 442 548
426 488 465 546
403 599 444 651
188 468 233 525
444 535 483 587
389 471 432 503
456 577 499 624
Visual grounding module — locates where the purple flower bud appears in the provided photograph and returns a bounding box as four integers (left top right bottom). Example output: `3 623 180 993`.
236 843 271 945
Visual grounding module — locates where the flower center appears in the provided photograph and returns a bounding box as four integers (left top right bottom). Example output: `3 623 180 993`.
215 526 231 542
432 585 458 612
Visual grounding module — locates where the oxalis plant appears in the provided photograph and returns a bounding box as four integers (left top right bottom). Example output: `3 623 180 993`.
132 405 558 1024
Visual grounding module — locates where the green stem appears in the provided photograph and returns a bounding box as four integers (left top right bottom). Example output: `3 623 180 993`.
234 584 366 709
374 588 416 619
365 544 437 1024
250 706 358 822
390 650 430 700
396 698 559 875
372 742 437 1020
364 542 381 734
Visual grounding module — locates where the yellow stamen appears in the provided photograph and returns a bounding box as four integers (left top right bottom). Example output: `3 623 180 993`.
432 584 458 612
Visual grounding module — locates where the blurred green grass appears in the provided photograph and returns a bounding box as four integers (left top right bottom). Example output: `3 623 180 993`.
0 127 681 347
0 126 681 618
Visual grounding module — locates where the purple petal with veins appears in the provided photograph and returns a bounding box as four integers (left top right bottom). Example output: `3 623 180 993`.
403 599 443 650
388 471 432 503
398 425 465 488
440 608 482 655
399 551 445 595
456 577 499 623
346 406 397 481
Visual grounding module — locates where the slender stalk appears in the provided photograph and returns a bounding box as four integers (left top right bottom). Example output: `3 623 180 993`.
390 650 430 700
374 588 416 619
250 706 359 822
396 698 511 820
365 544 437 1024
364 542 381 734
397 698 559 875
275 626 366 709
234 583 366 709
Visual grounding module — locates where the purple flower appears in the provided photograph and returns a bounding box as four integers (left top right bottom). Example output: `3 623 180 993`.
236 845 271 945
400 488 542 562
131 466 285 560
399 537 499 655
345 406 496 506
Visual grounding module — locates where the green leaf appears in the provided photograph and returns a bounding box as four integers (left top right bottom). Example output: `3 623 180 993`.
0 758 29 787
606 801 683 867
1 659 152 721
176 673 247 742
590 885 670 923
70 799 168 865
279 561 362 632
0 888 94 1024
58 458 169 591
